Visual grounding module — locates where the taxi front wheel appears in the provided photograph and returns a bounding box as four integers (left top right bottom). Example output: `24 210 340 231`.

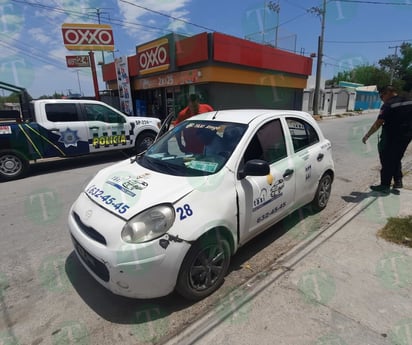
311 173 332 212
176 234 231 301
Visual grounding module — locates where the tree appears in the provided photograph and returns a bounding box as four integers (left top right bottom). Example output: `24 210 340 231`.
327 65 390 89
379 42 412 93
328 42 412 94
38 92 65 99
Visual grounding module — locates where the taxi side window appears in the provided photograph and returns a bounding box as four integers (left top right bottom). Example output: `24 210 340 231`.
84 104 126 124
286 118 319 152
243 119 287 164
45 103 79 122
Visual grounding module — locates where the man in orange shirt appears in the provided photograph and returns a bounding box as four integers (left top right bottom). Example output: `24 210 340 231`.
175 94 214 153
174 94 214 125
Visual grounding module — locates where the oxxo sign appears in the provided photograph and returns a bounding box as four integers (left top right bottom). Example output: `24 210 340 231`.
61 23 114 51
137 38 170 75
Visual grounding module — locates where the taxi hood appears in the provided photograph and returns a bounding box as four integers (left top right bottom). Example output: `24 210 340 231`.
84 158 199 219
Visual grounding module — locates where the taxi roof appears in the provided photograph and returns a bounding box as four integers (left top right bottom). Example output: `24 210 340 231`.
190 109 314 124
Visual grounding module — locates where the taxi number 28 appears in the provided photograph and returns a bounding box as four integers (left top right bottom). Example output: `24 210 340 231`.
176 204 193 220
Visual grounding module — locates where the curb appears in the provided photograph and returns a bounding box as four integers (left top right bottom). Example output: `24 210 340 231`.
161 194 379 345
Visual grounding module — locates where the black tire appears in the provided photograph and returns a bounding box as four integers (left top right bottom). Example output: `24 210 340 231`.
0 151 29 181
134 131 157 154
176 234 231 301
311 173 332 212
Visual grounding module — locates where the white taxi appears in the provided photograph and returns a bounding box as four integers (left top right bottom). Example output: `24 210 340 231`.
68 109 334 300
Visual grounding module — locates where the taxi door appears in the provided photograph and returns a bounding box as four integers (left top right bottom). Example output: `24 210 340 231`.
236 118 296 246
82 103 133 153
285 117 325 206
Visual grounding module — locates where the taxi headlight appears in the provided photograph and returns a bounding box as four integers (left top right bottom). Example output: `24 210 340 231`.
121 204 175 243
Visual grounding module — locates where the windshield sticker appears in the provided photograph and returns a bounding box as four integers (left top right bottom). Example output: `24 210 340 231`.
187 160 218 173
58 128 80 148
0 126 12 134
185 123 222 133
86 185 130 214
105 175 149 197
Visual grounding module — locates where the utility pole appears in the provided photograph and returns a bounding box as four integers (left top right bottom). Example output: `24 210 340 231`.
310 0 326 116
388 45 400 85
96 8 105 65
89 8 111 64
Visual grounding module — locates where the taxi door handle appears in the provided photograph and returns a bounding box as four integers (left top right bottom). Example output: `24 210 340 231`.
283 169 294 178
317 153 324 161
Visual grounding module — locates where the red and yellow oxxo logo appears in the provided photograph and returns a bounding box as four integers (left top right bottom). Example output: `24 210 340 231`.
137 38 170 75
61 23 114 51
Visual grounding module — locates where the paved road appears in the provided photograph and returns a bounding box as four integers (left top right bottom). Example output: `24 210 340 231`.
1 111 406 345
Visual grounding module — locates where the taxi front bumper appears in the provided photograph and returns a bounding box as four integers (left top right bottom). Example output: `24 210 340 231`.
68 193 191 299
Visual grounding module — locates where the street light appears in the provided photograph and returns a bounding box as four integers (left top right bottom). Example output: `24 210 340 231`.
267 1 280 47
75 70 82 96
111 49 119 61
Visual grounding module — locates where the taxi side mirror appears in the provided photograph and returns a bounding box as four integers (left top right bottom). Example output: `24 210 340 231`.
238 159 270 179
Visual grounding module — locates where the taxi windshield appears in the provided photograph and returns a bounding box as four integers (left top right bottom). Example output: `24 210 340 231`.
139 120 247 176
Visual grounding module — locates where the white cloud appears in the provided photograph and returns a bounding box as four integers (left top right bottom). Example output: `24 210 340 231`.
117 0 192 39
28 28 52 45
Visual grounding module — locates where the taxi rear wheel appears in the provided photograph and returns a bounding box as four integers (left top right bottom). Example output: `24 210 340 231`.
176 234 231 301
311 173 332 212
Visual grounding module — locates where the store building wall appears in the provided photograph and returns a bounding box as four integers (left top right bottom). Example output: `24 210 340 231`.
207 83 303 110
102 32 312 118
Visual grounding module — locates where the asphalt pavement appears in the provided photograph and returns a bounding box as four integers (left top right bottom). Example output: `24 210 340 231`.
164 163 412 345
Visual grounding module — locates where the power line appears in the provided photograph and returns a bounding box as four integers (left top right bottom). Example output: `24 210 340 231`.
332 0 412 4
11 0 190 36
119 0 216 32
326 39 412 44
0 39 66 69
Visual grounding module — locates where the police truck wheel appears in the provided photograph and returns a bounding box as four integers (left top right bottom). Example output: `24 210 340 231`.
0 151 29 181
134 131 156 154
176 234 231 300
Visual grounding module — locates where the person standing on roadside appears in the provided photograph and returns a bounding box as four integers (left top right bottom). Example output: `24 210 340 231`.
362 85 412 193
174 94 214 153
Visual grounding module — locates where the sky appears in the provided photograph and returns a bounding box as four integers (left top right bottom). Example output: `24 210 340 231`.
1 0 412 98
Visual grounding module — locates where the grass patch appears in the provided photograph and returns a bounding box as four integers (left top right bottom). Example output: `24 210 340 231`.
378 216 412 248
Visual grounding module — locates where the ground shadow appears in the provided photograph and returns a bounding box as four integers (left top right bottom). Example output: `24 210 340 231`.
1 151 130 183
65 252 191 325
342 189 399 203
229 205 317 273
65 204 318 326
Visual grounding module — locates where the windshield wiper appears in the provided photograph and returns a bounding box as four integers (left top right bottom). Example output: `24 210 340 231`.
139 156 187 175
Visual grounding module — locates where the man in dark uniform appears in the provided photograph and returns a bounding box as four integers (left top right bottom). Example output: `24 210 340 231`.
362 85 412 193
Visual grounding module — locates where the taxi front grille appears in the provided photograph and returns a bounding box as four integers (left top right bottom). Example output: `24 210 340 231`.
72 212 107 245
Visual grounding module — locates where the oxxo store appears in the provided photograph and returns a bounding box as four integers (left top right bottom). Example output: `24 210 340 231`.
102 32 313 119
